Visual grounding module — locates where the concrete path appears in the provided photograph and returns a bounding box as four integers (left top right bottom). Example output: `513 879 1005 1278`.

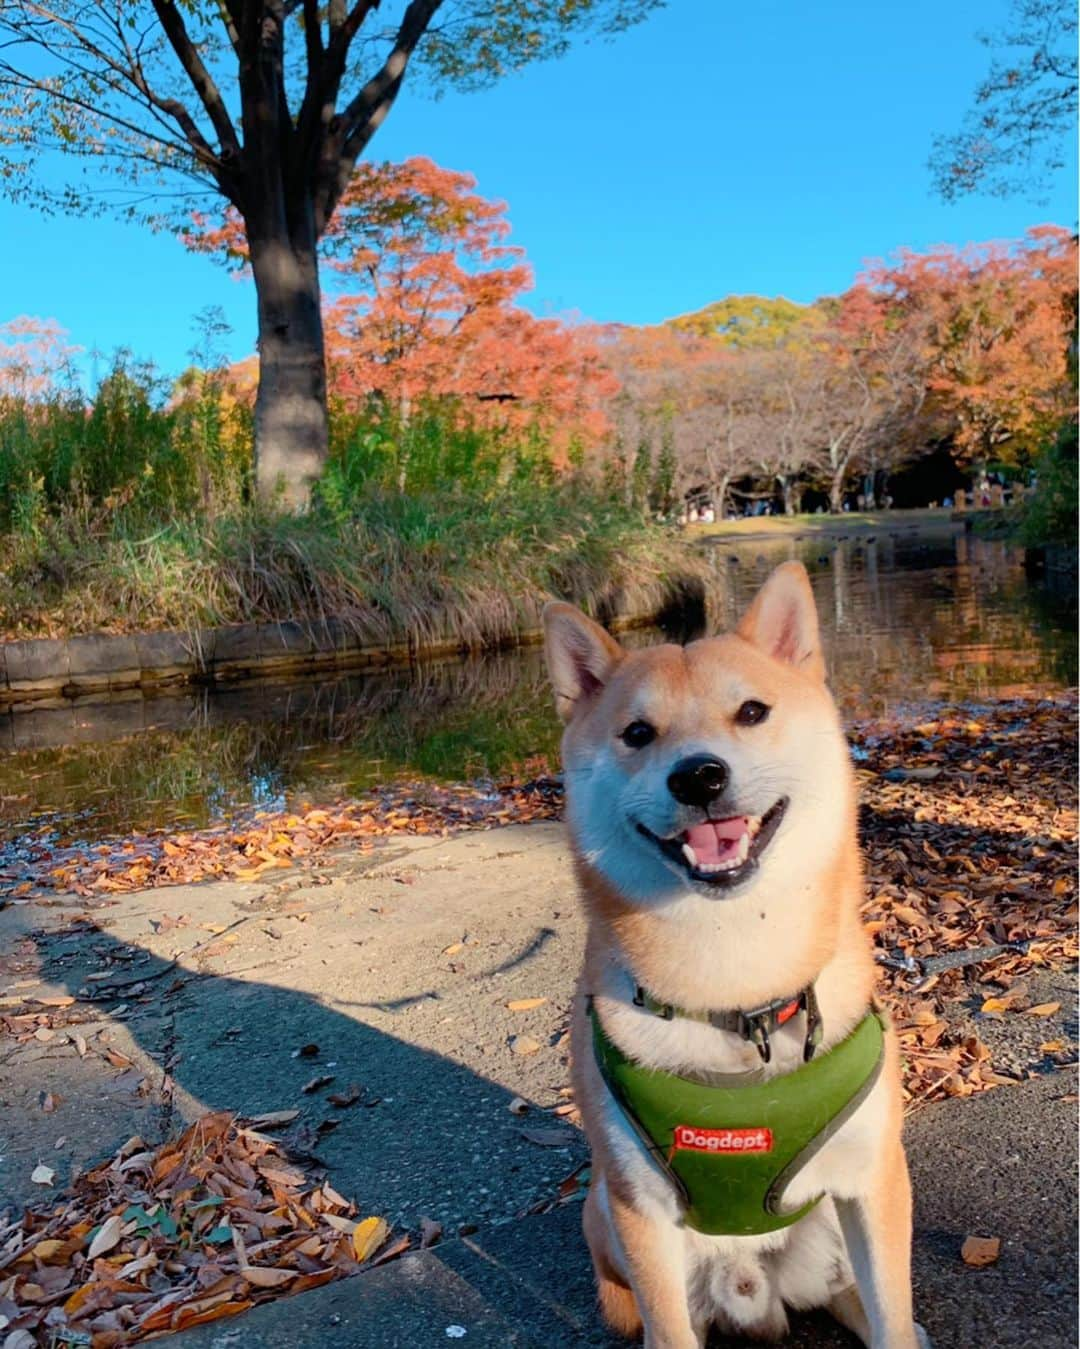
1 823 1075 1346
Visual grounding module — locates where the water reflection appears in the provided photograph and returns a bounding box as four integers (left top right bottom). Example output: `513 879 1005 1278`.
711 532 1078 719
0 531 1074 852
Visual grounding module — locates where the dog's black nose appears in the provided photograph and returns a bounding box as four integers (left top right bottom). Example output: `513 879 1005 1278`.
667 755 729 807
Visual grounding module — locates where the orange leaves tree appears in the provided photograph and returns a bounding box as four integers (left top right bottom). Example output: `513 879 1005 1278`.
185 156 616 484
0 1 658 507
864 225 1077 467
321 158 614 461
605 226 1076 515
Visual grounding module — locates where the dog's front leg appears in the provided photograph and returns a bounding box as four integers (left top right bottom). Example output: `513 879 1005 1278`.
607 1187 700 1349
835 1140 928 1349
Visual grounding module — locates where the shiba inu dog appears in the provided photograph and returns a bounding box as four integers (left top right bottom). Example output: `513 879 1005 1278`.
543 562 927 1348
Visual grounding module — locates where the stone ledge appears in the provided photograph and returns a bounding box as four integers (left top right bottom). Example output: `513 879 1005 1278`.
0 597 681 713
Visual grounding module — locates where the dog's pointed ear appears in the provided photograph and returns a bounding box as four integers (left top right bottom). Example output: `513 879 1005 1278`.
737 562 825 680
543 602 625 722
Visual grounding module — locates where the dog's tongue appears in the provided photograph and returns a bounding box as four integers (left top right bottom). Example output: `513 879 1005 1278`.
684 817 748 864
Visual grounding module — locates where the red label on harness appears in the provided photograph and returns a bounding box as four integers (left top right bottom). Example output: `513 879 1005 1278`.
672 1125 773 1154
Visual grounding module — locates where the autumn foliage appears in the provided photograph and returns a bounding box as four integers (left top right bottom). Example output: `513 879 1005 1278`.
8 181 1078 523
185 158 615 464
603 225 1076 513
860 225 1077 464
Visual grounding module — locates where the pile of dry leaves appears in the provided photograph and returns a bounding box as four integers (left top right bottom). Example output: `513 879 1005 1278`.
0 1112 399 1346
1 782 563 901
855 697 1076 1105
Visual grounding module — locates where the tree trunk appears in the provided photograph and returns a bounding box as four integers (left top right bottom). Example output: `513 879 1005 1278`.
714 473 733 518
779 476 798 515
829 467 846 513
249 222 328 509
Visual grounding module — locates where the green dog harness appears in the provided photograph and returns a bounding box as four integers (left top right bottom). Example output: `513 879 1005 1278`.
591 1000 886 1237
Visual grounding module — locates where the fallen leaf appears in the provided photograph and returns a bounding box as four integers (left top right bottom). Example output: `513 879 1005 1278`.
322 1213 358 1235
327 1084 363 1108
507 997 548 1012
961 1235 1001 1267
419 1217 442 1248
352 1215 389 1261
245 1110 300 1129
241 1267 296 1288
87 1213 124 1258
41 1093 61 1113
27 1238 65 1262
2 1330 36 1349
521 1128 576 1148
1026 1002 1061 1017
302 1074 335 1094
509 1035 541 1057
508 1096 529 1116
30 1164 55 1186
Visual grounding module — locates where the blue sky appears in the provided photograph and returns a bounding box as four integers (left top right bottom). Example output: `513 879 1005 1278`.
2 0 1075 382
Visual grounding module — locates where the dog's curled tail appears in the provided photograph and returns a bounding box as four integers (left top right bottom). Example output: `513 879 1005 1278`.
597 1276 643 1338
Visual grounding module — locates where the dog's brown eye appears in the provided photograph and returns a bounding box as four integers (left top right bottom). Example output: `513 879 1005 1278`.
735 700 770 727
620 720 657 749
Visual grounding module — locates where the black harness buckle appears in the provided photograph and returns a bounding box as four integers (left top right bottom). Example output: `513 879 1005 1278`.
736 1004 777 1064
634 981 822 1065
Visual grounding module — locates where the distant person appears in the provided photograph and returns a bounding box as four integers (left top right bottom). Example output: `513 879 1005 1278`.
942 496 953 509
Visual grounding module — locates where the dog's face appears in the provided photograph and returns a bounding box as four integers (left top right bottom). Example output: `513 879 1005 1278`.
544 563 852 907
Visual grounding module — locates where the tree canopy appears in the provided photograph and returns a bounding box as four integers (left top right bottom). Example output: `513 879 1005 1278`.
0 0 660 227
929 0 1077 202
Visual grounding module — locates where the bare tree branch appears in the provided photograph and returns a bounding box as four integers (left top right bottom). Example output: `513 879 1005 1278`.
150 0 241 158
314 0 441 230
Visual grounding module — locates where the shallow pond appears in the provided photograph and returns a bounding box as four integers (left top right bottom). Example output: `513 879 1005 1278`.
0 529 1074 855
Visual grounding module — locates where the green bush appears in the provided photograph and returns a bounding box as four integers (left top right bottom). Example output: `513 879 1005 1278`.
1021 418 1079 548
0 352 707 641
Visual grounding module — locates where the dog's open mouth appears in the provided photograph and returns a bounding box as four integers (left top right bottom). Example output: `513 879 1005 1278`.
637 798 788 890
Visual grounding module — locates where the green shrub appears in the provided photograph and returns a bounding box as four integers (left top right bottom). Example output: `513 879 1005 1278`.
0 354 707 641
1021 418 1079 548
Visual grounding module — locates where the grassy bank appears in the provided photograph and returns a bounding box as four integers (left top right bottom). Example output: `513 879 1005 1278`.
0 367 716 643
0 489 710 643
693 507 960 541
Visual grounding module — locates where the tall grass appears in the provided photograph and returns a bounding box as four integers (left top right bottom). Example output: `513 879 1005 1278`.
0 356 708 642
